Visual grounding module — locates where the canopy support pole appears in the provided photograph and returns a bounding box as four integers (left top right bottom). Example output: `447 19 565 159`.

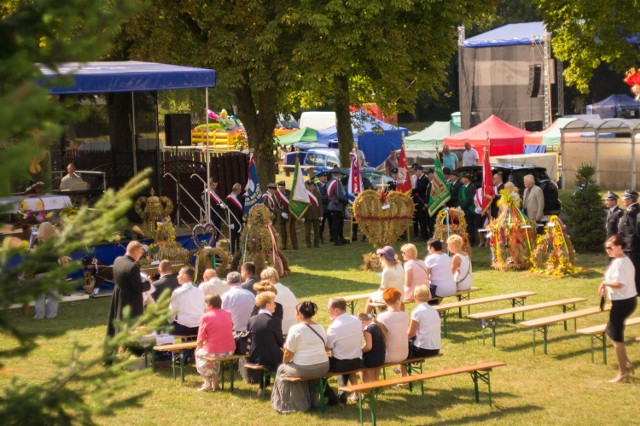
131 92 138 175
205 87 211 224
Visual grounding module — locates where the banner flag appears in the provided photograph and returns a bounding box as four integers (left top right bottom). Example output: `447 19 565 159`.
243 155 263 215
428 150 451 216
289 159 310 220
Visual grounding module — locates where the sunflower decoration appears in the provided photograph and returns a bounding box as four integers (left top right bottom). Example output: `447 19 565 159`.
230 204 289 276
530 215 580 277
433 208 472 255
488 189 536 271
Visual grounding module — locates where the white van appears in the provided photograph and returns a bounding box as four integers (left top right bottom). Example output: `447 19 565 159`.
299 111 336 131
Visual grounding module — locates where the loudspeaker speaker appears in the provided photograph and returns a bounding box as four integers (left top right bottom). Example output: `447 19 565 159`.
527 65 542 98
165 114 191 146
521 120 543 132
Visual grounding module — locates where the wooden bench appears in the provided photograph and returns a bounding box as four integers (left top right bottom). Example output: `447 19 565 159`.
279 355 440 414
151 341 198 382
468 297 587 346
348 287 482 316
576 316 640 364
339 361 507 426
202 354 248 391
244 363 277 399
435 291 537 337
520 304 611 354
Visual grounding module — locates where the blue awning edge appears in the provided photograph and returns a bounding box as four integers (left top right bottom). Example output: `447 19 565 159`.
462 22 547 48
38 61 217 94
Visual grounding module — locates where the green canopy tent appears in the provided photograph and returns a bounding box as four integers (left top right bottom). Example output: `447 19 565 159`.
524 117 576 146
404 121 463 149
275 127 318 146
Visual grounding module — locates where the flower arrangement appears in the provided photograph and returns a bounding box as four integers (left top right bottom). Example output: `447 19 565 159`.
433 208 472 255
529 215 581 277
488 189 536 271
14 198 52 229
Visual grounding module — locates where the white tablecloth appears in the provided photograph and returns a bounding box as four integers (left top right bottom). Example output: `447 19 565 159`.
0 195 72 213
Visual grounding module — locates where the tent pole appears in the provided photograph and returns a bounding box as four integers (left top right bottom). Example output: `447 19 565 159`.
205 87 211 224
594 131 600 186
154 91 161 194
131 92 138 175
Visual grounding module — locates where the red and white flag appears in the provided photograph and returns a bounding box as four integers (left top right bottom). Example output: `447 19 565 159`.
347 151 363 197
481 145 495 214
396 144 412 193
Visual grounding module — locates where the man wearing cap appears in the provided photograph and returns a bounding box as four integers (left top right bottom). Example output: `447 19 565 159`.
226 183 244 254
618 189 640 294
458 172 477 246
384 149 398 177
262 183 278 224
446 170 462 207
275 181 298 250
317 172 332 243
412 164 429 241
604 191 623 238
462 142 479 167
388 168 398 191
442 145 458 171
303 180 323 248
327 168 348 245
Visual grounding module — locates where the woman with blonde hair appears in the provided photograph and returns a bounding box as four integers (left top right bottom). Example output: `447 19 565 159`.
408 285 441 357
260 266 298 335
251 280 283 323
365 246 404 314
401 243 428 301
447 235 472 291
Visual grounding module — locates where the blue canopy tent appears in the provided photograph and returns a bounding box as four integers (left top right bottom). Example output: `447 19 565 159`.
38 61 219 224
586 94 640 119
316 110 408 167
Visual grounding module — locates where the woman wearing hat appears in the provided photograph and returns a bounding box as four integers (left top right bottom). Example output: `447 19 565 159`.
365 246 405 314
598 234 637 382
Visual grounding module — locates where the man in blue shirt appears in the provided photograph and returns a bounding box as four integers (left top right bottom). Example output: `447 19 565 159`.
442 145 458 171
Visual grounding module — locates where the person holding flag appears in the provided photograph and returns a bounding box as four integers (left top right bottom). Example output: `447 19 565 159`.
275 181 298 251
302 180 323 248
288 159 311 249
243 155 263 216
262 183 278 224
427 150 451 219
395 145 412 194
327 168 349 246
347 150 372 242
474 147 495 246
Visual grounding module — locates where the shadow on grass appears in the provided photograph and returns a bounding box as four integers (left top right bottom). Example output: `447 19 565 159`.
499 330 583 353
316 386 538 424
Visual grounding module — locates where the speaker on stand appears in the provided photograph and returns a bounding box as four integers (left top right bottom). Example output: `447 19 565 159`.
527 65 542 98
165 113 192 146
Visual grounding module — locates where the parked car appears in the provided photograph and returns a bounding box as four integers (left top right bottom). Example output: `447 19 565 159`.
455 163 561 215
303 148 341 174
282 143 329 166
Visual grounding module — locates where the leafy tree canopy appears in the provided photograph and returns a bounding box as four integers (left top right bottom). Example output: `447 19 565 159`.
536 0 640 93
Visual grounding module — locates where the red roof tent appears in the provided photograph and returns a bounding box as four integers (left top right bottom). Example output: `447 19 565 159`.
443 115 529 161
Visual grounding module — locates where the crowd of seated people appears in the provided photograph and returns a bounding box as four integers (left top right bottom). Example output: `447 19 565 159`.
148 244 458 412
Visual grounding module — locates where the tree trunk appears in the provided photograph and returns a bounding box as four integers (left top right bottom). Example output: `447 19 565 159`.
334 74 354 167
234 78 278 188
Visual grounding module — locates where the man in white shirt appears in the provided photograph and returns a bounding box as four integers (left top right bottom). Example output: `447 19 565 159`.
199 268 229 297
59 163 84 190
461 142 479 167
522 174 545 222
260 266 298 335
221 271 255 332
354 142 366 168
169 266 205 336
326 297 363 403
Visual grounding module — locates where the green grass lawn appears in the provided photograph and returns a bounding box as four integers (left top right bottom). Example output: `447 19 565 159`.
1 236 638 425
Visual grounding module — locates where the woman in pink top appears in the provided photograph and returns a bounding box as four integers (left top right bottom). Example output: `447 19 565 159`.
401 243 429 301
195 294 235 391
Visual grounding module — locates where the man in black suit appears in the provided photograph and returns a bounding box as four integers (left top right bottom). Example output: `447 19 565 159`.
201 177 225 231
445 169 463 207
226 183 244 254
491 172 505 219
106 241 151 338
618 189 640 295
458 173 477 246
603 191 623 238
412 164 429 241
240 262 258 294
151 260 179 302
327 168 348 245
388 168 398 191
317 172 331 243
